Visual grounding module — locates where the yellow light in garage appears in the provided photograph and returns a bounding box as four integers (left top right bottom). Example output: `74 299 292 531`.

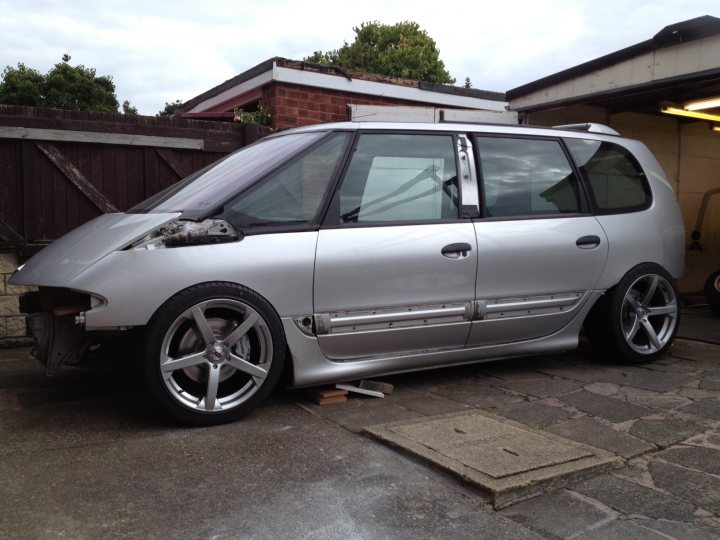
661 106 720 122
714 125 720 132
685 97 720 111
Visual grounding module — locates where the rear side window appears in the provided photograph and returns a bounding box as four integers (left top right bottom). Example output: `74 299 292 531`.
565 139 651 214
475 137 580 218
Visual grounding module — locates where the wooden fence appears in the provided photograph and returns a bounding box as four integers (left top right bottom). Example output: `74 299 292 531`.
0 105 270 257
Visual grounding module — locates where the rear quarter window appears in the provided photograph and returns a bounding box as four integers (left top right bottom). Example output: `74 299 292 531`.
565 139 651 214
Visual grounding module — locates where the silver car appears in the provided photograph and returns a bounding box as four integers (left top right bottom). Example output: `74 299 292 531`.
11 122 685 425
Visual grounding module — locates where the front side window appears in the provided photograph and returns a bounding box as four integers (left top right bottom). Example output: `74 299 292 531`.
476 137 580 218
335 134 459 224
220 132 350 228
565 139 651 213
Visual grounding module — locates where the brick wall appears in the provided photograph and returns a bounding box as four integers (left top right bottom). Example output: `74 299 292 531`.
0 252 32 347
263 82 423 129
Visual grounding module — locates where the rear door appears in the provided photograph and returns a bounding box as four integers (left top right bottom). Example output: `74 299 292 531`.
467 135 609 346
314 131 478 359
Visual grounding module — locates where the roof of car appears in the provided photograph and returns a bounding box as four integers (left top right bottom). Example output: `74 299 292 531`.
272 121 625 142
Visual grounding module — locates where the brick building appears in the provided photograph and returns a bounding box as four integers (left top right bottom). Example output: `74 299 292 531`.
178 57 512 128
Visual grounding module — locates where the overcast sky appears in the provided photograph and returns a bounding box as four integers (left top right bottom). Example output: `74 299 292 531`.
1 0 718 114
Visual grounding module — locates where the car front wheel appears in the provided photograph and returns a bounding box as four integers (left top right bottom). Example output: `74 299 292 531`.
144 282 286 426
585 263 679 363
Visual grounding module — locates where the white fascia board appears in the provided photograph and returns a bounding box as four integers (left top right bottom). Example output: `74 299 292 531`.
188 70 274 112
273 66 508 111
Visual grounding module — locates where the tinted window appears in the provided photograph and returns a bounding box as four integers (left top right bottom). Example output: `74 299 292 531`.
221 132 350 228
336 134 458 223
565 139 651 213
476 137 579 218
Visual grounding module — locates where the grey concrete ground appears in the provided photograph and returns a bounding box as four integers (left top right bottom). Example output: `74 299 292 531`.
2 328 720 538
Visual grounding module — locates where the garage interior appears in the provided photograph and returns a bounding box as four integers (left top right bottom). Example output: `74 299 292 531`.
507 15 720 296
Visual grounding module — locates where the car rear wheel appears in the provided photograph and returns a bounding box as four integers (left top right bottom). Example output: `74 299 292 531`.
704 270 720 317
585 263 679 363
144 282 285 426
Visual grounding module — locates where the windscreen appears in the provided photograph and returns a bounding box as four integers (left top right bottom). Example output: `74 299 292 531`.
129 132 326 214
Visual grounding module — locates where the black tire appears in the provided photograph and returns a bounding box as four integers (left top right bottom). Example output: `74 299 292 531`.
584 263 680 364
143 282 286 426
704 270 720 317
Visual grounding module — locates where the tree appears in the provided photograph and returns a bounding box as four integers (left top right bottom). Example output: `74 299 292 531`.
304 21 455 84
0 63 44 106
122 100 138 115
157 99 184 117
0 55 121 112
463 77 473 89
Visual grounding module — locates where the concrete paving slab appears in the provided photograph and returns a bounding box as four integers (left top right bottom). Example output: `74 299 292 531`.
560 390 654 423
548 416 654 458
598 368 697 393
499 490 611 538
365 410 621 508
679 399 720 421
615 386 690 410
494 377 583 398
573 474 696 521
649 460 720 514
578 520 668 539
638 518 718 540
656 446 720 476
629 418 706 448
495 401 574 427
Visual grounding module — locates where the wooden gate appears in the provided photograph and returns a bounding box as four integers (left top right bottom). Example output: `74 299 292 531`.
0 105 269 257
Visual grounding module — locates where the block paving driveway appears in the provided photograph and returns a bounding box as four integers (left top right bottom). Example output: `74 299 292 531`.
2 337 720 539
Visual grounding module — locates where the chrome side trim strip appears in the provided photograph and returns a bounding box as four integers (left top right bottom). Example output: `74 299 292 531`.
475 292 583 319
315 302 473 335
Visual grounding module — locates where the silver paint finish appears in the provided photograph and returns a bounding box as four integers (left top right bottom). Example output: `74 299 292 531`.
467 217 608 346
286 291 600 387
64 232 318 328
9 213 180 286
314 224 477 357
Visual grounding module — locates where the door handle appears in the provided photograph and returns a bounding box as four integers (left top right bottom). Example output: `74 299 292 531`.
576 235 601 249
442 242 472 259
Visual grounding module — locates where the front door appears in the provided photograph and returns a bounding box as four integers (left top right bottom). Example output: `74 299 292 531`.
314 132 478 359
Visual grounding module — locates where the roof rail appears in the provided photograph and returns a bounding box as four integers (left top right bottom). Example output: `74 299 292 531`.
552 123 620 136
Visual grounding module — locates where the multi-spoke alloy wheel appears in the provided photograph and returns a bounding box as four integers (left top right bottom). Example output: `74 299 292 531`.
145 283 285 425
584 263 680 364
620 274 678 354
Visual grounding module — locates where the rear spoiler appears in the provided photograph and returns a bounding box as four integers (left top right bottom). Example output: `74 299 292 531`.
552 123 620 136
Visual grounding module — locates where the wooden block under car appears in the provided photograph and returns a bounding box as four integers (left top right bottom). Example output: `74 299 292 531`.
308 388 348 405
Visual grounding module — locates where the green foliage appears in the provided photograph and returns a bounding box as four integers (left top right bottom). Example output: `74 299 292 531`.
122 100 138 115
0 55 120 112
304 21 455 84
157 99 184 117
234 102 271 126
0 63 44 106
463 77 473 89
